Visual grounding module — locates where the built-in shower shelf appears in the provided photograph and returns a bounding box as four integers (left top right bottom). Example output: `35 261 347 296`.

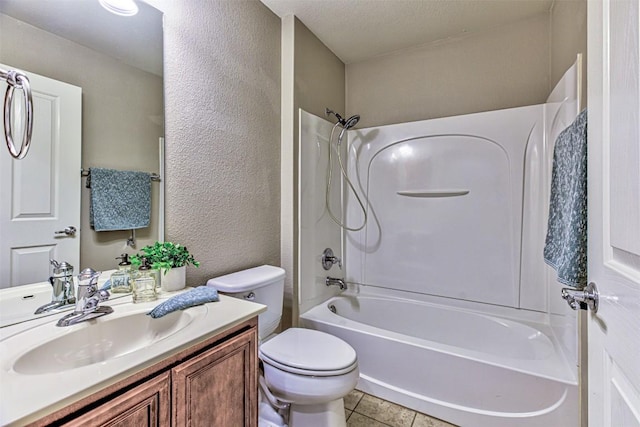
396 190 469 198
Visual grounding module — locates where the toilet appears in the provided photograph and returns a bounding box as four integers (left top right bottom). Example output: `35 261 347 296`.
207 265 358 427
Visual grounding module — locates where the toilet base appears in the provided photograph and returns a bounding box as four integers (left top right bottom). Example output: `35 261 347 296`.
289 398 347 427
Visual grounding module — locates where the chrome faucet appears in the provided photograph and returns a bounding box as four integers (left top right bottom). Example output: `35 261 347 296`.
57 268 113 327
34 260 76 314
326 277 347 291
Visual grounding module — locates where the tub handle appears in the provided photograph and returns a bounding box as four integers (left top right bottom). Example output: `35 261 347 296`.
322 248 342 270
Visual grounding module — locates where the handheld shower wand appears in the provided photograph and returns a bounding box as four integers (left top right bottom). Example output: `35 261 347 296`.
324 108 367 231
338 114 360 143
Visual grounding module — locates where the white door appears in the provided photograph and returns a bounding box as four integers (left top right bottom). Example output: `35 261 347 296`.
587 1 640 425
0 65 82 288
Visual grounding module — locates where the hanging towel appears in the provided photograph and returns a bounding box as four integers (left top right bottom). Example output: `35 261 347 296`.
88 167 151 231
147 286 219 318
543 109 588 288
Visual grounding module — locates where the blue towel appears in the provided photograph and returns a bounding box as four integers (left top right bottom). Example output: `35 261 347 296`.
544 109 588 288
147 286 219 318
88 167 151 231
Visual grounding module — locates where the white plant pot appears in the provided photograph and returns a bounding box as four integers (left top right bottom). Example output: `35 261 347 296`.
161 266 186 292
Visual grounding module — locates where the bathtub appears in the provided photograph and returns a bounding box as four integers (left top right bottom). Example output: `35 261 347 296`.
300 293 578 427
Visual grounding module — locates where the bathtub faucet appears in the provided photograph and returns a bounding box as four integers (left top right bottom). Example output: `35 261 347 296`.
326 277 347 291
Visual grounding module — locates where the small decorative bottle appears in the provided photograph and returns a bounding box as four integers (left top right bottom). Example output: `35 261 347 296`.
132 257 158 303
110 254 133 293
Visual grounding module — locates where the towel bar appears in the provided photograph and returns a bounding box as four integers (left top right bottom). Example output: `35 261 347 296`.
81 168 161 182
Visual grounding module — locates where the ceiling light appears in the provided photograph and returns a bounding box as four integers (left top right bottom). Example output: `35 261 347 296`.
99 0 139 17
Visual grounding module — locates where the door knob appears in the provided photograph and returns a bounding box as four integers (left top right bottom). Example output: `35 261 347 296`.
54 226 77 237
561 282 599 313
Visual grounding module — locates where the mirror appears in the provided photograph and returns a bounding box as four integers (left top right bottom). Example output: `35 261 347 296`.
0 0 163 324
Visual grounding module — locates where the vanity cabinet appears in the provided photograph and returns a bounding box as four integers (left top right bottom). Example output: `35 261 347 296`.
62 372 171 426
30 318 258 427
173 328 256 426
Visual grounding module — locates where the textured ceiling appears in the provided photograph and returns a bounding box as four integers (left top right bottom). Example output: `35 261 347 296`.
260 0 554 63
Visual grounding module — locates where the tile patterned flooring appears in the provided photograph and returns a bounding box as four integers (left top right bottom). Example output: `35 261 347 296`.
344 390 458 427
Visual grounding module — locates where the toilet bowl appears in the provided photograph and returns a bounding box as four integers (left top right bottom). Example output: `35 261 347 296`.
260 328 359 426
208 266 359 427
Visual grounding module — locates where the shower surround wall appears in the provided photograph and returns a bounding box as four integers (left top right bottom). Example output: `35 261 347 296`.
345 107 535 308
298 110 348 314
343 98 579 313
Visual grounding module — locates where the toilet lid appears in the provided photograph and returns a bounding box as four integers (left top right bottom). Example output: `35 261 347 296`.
259 328 357 375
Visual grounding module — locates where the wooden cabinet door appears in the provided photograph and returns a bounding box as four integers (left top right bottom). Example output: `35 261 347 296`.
62 371 170 427
172 329 257 427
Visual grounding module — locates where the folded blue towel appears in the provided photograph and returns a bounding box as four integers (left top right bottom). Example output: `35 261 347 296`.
147 286 219 319
544 109 588 288
88 167 151 231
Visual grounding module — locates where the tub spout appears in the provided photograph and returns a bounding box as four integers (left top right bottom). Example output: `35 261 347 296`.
326 277 347 291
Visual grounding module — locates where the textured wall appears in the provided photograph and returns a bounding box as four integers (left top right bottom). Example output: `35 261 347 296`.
550 0 587 107
0 13 162 272
150 0 281 285
294 19 346 120
346 13 550 128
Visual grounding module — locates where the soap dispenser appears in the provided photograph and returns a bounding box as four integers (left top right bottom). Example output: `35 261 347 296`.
110 254 133 293
132 256 157 303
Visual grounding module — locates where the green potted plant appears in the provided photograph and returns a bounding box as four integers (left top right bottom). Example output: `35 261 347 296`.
131 242 200 291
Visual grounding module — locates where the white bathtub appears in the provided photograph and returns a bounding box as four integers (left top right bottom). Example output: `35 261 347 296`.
300 293 578 427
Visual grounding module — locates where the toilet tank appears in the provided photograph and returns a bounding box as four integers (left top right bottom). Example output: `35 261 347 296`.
207 265 285 340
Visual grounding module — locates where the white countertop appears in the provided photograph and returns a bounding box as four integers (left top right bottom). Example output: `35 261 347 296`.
0 289 265 426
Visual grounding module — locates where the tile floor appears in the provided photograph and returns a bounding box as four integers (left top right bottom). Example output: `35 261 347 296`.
344 390 459 427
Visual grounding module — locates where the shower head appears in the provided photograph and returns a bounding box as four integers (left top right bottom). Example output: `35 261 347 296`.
326 108 360 144
337 115 360 144
326 108 359 128
343 115 360 130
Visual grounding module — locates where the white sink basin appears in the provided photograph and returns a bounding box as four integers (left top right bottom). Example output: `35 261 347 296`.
12 309 199 375
0 292 265 427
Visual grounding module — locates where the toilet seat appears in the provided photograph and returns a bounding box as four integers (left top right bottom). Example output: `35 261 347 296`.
259 328 357 377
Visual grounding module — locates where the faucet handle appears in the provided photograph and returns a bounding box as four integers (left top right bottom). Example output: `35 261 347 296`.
78 268 101 286
97 289 110 301
321 248 342 270
83 290 110 313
